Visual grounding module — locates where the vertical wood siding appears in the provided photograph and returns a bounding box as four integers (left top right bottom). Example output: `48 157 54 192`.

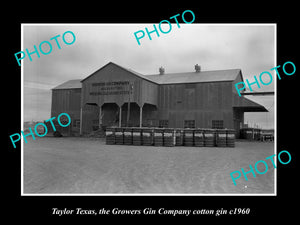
157 81 234 128
81 63 158 108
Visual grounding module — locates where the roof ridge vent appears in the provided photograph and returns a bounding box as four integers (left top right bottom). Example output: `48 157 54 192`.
195 64 201 73
159 66 165 75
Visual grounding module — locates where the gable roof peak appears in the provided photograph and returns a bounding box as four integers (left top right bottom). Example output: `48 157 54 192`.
80 61 158 84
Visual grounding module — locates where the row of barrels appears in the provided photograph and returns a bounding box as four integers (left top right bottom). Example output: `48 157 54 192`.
106 127 235 147
240 128 262 141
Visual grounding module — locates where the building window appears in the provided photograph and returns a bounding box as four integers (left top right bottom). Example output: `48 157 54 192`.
212 120 224 129
184 120 195 128
159 120 169 128
146 119 157 127
73 119 80 128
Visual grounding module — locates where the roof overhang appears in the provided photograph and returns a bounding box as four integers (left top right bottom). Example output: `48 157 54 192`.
233 95 268 112
52 79 82 90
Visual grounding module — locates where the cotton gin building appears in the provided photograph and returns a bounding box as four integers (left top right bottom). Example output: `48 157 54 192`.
51 62 267 137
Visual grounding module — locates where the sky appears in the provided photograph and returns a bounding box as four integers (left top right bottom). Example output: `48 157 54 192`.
22 24 275 129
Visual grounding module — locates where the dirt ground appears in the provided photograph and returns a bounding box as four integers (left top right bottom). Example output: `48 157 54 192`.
23 137 275 194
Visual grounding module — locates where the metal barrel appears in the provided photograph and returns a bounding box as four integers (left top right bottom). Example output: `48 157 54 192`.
254 129 259 140
175 129 184 146
226 129 235 147
254 129 262 141
184 129 194 146
142 128 154 146
258 129 262 141
241 128 253 140
154 128 164 146
132 127 142 146
123 127 133 145
246 129 253 140
241 128 261 141
204 129 216 147
240 128 245 139
163 128 176 147
105 127 115 145
115 127 124 145
194 129 204 147
216 129 227 147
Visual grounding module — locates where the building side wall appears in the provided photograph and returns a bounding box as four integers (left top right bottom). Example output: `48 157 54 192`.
51 89 81 135
157 81 234 128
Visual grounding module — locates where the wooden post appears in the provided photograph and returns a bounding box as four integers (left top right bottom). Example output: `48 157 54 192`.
139 104 143 128
119 105 122 127
126 83 133 127
80 107 83 135
99 105 102 129
127 102 130 127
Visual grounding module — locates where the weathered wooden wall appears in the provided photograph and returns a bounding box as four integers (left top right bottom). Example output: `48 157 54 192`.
51 88 81 135
157 81 234 128
81 63 158 108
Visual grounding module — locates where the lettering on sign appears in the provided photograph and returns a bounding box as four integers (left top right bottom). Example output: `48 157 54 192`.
90 81 133 96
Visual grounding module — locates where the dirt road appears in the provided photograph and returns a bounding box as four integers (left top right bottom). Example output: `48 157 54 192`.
23 137 275 194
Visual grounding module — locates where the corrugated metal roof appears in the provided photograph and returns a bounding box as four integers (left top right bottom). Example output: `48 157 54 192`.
114 63 159 84
145 69 241 84
81 62 242 85
52 63 242 90
52 79 82 90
